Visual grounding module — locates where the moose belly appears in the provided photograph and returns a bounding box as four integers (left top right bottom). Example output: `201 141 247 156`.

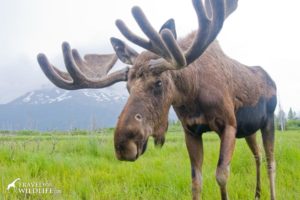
235 97 269 138
186 124 211 135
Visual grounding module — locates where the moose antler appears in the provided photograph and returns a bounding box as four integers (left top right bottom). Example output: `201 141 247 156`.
37 42 129 90
115 0 238 70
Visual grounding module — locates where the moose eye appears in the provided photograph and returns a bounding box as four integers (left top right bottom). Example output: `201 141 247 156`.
153 80 163 96
154 80 162 88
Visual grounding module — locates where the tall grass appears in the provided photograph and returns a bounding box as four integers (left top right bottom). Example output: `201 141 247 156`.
0 129 299 199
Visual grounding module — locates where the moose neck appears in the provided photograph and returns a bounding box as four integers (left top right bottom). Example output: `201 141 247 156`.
169 34 229 107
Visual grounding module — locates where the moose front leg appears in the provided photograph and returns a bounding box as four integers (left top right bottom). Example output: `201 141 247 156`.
216 125 236 200
184 130 204 200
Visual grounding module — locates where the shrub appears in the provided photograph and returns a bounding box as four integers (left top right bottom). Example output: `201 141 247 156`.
286 119 300 130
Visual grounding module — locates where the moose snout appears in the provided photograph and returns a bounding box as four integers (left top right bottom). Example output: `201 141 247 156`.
114 102 149 161
114 123 149 162
115 140 138 161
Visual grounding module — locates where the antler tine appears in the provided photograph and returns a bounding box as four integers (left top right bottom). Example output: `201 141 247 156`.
225 0 238 18
159 19 177 40
160 29 186 67
152 0 212 69
185 0 234 66
37 42 129 90
184 0 213 65
116 6 173 62
208 0 226 42
183 0 222 65
156 0 237 68
72 49 86 69
131 7 172 61
37 53 75 90
62 42 88 84
115 20 151 51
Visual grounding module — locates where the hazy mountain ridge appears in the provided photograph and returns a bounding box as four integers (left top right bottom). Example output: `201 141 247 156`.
0 87 128 130
10 87 128 105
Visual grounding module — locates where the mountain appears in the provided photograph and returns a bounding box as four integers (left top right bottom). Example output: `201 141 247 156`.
0 87 177 131
0 87 128 131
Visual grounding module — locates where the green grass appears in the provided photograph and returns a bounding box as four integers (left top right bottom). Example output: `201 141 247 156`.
0 128 299 199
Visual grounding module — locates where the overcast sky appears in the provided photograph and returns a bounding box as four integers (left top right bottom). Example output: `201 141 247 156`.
0 0 299 112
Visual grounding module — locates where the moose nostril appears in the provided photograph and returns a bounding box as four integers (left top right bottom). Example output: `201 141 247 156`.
134 113 143 121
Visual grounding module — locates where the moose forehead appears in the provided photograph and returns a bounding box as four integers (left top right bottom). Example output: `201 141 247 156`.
128 51 162 81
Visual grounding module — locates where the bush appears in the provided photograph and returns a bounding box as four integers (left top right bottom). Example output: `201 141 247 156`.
69 128 89 135
286 119 300 130
16 130 40 135
0 130 10 134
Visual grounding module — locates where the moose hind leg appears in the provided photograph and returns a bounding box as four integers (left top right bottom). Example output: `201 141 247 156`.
261 114 276 200
245 133 261 200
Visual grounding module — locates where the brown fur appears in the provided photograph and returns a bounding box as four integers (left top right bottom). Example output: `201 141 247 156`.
167 32 276 132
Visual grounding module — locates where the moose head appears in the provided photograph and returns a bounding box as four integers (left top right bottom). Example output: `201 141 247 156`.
37 0 238 161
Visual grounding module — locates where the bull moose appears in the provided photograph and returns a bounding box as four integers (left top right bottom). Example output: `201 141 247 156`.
37 0 277 199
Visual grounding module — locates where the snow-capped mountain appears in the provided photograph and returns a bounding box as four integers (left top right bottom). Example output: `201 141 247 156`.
11 87 128 105
0 87 129 131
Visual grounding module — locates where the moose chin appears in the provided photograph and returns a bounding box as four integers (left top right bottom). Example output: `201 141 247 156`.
37 0 277 199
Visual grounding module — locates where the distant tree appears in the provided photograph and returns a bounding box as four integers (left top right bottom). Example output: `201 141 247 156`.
288 107 296 120
90 115 97 131
297 112 300 119
277 102 286 131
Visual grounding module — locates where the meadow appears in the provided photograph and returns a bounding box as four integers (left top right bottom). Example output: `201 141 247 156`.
0 127 299 200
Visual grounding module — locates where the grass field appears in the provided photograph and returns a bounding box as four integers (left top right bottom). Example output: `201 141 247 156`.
0 127 299 200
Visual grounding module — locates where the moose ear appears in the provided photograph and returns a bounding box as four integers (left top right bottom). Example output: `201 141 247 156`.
110 37 139 65
159 18 177 39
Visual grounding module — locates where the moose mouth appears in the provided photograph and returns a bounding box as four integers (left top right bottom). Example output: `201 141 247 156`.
117 138 149 162
135 138 149 160
141 139 148 155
